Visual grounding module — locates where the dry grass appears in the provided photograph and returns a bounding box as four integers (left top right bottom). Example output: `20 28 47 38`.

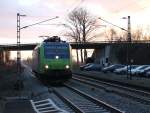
0 62 26 113
0 62 24 97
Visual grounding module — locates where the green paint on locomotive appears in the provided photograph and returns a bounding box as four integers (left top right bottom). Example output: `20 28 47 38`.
37 43 72 74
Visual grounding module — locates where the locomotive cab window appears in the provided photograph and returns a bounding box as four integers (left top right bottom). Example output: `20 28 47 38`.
44 43 70 59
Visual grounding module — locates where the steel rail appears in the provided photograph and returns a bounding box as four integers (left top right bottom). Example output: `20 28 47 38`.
73 73 150 97
52 88 84 113
72 76 150 104
64 84 124 113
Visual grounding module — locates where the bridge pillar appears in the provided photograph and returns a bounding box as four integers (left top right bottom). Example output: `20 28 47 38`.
1 50 10 64
92 45 111 66
0 49 7 64
3 51 6 63
0 48 4 64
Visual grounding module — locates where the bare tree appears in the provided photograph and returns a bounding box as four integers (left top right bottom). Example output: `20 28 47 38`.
5 51 10 62
64 7 98 63
105 28 131 42
132 28 143 41
132 27 150 41
143 35 150 41
105 27 150 42
105 28 118 42
144 26 150 40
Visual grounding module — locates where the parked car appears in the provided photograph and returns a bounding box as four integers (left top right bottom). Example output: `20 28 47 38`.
139 68 150 77
114 66 127 74
84 64 102 71
145 71 150 77
114 65 137 75
128 65 149 75
101 64 124 73
80 63 92 71
136 66 150 76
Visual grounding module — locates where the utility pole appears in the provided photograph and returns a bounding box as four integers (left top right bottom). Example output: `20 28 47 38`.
127 16 131 42
16 13 26 90
17 13 21 77
17 13 20 77
128 16 132 79
123 16 132 79
15 14 58 90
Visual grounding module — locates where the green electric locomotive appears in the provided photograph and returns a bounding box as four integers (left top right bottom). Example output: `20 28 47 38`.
32 36 72 82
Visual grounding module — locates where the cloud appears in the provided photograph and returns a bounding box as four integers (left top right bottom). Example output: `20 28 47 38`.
0 0 150 44
17 0 40 6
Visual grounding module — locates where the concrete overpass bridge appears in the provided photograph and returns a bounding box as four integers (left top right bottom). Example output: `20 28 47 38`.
0 40 150 65
0 41 150 50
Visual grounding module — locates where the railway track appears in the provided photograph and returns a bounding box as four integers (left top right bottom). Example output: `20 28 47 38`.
51 84 124 113
72 74 150 104
73 73 150 94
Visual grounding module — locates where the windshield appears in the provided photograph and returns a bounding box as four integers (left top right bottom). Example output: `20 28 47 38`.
44 43 70 59
140 66 148 69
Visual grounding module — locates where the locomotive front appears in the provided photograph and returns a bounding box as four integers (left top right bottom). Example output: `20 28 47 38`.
39 37 72 82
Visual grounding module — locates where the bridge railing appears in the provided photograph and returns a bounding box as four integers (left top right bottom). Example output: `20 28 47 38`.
0 43 39 47
69 40 150 44
0 40 150 46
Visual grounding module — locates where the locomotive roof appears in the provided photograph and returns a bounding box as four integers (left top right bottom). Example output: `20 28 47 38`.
34 41 69 50
43 41 69 45
43 36 62 42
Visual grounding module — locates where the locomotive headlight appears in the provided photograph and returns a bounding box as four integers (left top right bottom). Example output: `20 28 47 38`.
65 65 69 69
55 55 59 59
45 65 49 69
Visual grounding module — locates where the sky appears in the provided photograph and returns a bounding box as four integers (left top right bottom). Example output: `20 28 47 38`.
1 0 150 59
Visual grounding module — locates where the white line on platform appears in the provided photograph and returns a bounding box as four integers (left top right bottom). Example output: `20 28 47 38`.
30 100 40 113
33 99 49 104
35 103 50 107
40 109 59 113
30 99 69 113
38 106 54 110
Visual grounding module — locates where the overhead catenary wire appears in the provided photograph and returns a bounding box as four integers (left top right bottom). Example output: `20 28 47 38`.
20 16 59 29
98 17 128 32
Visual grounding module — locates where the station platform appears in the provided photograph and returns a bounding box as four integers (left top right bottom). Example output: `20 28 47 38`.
3 97 68 113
